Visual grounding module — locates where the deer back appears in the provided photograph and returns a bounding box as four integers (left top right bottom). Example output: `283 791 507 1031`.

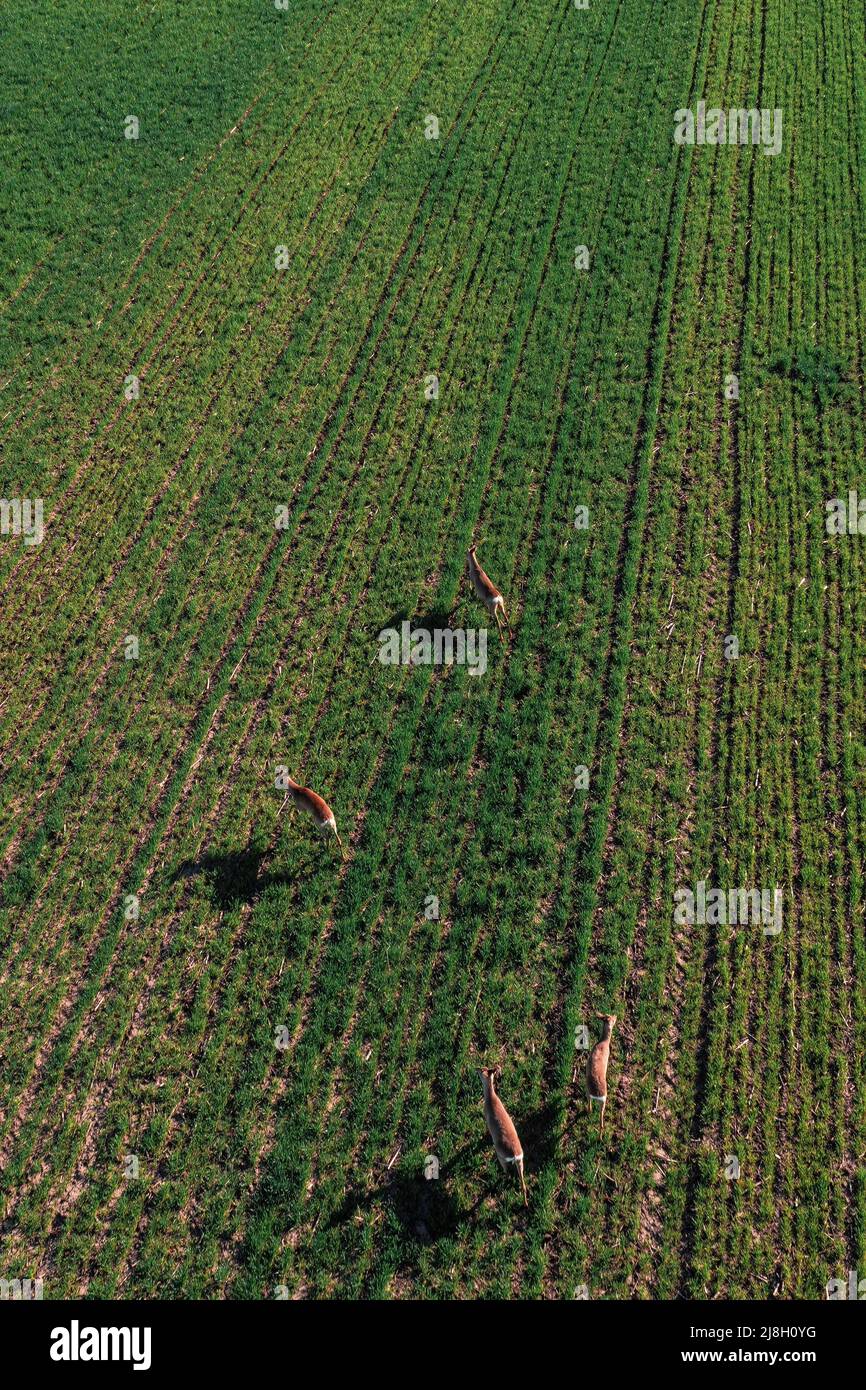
468 551 501 603
294 784 334 823
586 1038 610 1098
484 1088 523 1159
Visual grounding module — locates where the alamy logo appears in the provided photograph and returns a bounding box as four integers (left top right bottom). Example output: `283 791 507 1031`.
50 1320 152 1371
674 101 782 156
826 490 866 535
0 497 43 545
378 620 487 676
674 881 782 935
0 1277 43 1299
827 1269 866 1299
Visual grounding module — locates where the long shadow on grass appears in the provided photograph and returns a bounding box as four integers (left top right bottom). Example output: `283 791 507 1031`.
371 607 463 642
173 846 288 909
327 1136 486 1251
326 1101 562 1271
519 1099 562 1173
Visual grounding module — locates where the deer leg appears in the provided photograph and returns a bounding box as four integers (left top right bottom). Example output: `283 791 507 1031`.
599 1099 606 1136
517 1158 528 1207
501 604 513 641
494 608 506 646
334 832 345 861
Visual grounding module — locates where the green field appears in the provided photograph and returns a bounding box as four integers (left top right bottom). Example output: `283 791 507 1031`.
1 0 864 1301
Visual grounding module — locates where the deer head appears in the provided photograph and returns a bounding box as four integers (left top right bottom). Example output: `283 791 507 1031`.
477 1065 501 1091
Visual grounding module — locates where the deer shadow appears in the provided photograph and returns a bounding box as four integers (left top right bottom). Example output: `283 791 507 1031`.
173 845 281 909
371 606 465 643
518 1099 563 1173
327 1099 563 1271
327 1134 487 1247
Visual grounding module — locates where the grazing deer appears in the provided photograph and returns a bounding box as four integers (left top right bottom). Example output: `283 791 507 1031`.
478 1066 527 1205
280 776 344 859
586 1013 616 1134
467 542 511 645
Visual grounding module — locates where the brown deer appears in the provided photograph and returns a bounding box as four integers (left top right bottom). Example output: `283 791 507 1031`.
586 1013 616 1134
280 776 344 859
478 1066 527 1205
467 542 512 645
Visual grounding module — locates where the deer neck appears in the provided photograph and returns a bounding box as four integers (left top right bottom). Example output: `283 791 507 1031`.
286 779 305 808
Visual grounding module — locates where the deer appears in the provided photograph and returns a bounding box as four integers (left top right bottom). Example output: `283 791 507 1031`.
586 1013 616 1135
467 541 511 646
478 1066 527 1205
280 775 344 859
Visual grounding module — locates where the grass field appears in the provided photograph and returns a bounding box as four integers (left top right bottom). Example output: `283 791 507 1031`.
1 0 864 1301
